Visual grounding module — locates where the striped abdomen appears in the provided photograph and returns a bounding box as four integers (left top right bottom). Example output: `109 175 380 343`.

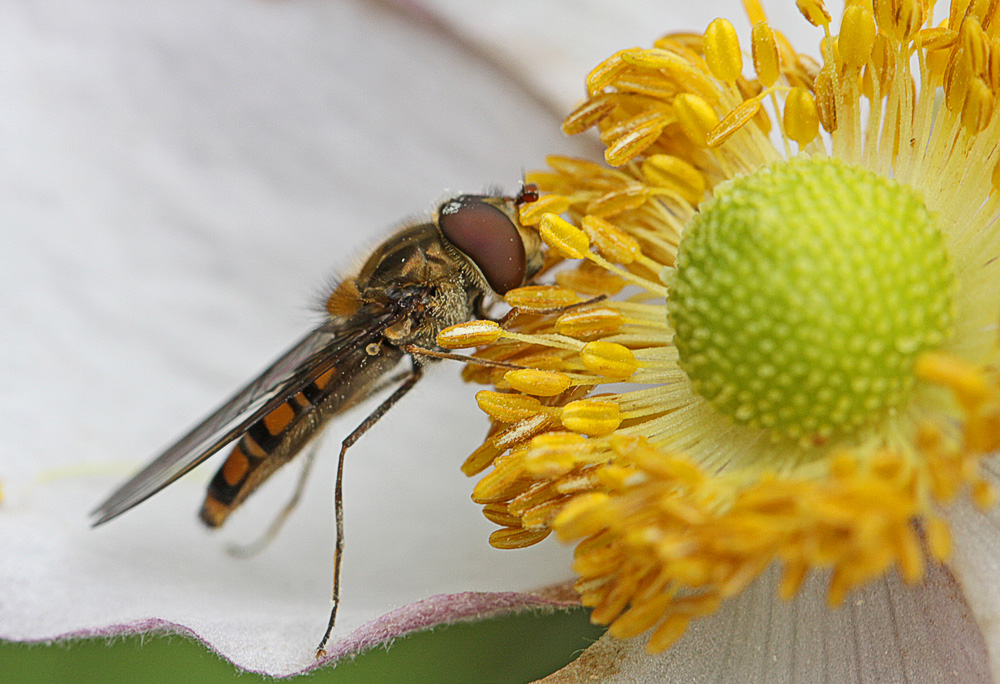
199 344 404 527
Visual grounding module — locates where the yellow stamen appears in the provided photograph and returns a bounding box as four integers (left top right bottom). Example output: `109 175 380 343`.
751 22 781 88
840 5 877 68
813 64 838 131
586 49 631 95
783 87 820 145
640 154 706 206
704 18 743 82
961 77 994 133
505 369 574 397
562 96 617 137
742 0 768 26
556 265 628 296
605 114 674 167
538 213 591 259
560 399 623 436
579 341 639 379
621 49 720 105
519 194 571 225
580 215 640 264
475 391 545 422
503 285 582 311
489 527 551 549
708 96 762 147
673 93 720 147
555 307 625 339
584 185 647 217
959 17 989 75
796 0 831 27
437 320 502 348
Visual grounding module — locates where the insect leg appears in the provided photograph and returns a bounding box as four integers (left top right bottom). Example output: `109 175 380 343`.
315 358 425 659
226 366 416 560
404 344 527 371
225 436 324 559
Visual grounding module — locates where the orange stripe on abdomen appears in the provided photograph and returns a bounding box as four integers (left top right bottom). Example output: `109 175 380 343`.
221 444 250 486
263 402 295 435
313 367 338 390
200 388 322 527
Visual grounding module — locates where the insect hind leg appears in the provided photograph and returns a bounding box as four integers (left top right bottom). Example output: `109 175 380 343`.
315 358 424 659
225 437 323 559
226 367 414 560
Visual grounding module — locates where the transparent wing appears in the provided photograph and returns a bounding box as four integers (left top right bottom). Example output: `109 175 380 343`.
91 309 406 525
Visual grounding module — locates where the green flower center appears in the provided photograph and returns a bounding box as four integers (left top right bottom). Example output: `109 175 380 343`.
666 157 954 444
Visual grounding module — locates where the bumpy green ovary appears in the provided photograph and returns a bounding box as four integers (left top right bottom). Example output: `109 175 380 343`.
666 157 954 444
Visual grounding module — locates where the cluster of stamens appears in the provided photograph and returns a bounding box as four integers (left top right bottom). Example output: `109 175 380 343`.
441 0 1000 652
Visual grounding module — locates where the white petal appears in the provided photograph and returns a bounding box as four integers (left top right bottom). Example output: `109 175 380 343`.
0 0 591 675
947 459 1000 681
404 0 823 112
538 563 992 684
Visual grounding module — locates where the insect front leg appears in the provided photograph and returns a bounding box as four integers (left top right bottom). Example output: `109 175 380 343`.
315 357 425 659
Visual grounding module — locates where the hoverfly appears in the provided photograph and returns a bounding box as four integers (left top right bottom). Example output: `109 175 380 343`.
91 184 543 656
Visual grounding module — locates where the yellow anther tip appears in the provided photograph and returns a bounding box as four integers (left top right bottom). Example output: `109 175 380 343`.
580 341 639 379
561 399 623 436
556 307 625 339
708 97 762 147
840 5 876 68
674 93 719 148
519 194 571 226
705 18 743 82
539 213 592 259
605 118 669 167
642 154 707 206
581 215 640 264
489 527 551 549
475 390 544 422
504 285 582 311
505 368 573 396
436 320 502 348
751 21 781 87
796 0 831 27
562 97 616 136
784 87 820 145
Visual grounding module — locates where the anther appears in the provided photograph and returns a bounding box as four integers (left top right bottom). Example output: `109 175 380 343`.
752 22 781 87
505 368 574 396
504 285 583 311
581 216 641 264
674 93 720 147
538 213 591 259
436 320 502 348
704 18 743 82
580 341 639 379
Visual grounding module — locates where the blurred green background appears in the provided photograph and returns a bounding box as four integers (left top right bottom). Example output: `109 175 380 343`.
1 608 604 684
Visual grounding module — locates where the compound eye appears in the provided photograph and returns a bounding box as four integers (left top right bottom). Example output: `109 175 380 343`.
438 196 526 294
